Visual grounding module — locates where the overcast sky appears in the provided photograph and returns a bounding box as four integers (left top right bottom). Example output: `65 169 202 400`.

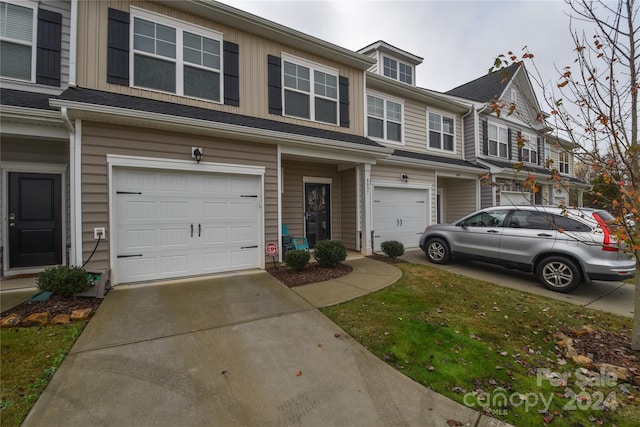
217 0 584 93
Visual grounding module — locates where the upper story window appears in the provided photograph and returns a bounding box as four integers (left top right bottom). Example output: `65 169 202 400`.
0 1 35 82
131 9 223 102
521 133 538 164
382 56 413 85
488 123 509 158
283 55 338 125
367 93 403 143
559 151 570 174
428 112 455 152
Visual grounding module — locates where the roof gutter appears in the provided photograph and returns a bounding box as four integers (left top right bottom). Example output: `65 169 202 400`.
49 98 393 158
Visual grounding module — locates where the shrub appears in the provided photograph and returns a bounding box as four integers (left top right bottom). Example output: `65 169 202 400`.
380 240 405 258
313 240 347 268
284 249 310 272
36 265 90 298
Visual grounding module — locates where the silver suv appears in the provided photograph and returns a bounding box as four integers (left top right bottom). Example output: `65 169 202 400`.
418 206 636 292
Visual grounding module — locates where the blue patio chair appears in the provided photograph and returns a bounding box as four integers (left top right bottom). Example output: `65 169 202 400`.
282 224 309 252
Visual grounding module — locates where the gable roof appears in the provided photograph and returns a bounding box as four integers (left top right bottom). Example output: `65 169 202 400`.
51 87 386 149
358 40 423 65
445 63 520 102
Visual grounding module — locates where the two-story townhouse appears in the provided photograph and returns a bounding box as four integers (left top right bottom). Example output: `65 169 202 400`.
31 0 408 285
445 64 586 208
358 41 487 250
1 0 71 277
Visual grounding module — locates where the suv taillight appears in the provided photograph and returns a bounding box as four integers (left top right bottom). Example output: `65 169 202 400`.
593 213 619 252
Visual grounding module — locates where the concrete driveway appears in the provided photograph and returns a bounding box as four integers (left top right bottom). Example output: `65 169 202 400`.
401 250 635 318
22 268 503 427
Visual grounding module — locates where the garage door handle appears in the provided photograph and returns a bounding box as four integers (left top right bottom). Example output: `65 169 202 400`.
198 224 201 237
400 218 403 226
117 254 142 258
191 224 193 237
241 245 258 249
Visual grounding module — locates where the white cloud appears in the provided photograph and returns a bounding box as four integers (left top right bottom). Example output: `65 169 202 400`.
217 0 582 92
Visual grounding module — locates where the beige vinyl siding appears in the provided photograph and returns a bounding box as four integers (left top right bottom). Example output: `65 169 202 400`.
80 122 278 272
371 164 436 222
439 177 476 223
281 160 342 242
339 167 358 250
76 0 365 135
463 113 476 161
402 99 425 152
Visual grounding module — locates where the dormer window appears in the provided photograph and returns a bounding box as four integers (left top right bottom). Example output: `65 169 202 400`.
382 56 413 85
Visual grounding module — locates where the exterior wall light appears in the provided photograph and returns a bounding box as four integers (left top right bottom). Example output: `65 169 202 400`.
400 173 408 183
192 147 203 163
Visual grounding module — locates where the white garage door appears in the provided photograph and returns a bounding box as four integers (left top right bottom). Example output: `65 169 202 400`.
114 168 261 284
373 187 429 252
500 191 531 206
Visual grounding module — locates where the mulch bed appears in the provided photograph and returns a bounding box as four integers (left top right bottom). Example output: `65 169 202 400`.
562 327 640 372
1 295 104 321
267 263 353 287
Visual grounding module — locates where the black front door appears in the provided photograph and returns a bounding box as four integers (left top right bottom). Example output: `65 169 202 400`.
304 183 330 247
8 172 62 268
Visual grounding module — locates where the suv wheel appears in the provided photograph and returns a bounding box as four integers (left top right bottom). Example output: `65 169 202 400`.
425 238 451 264
536 256 581 293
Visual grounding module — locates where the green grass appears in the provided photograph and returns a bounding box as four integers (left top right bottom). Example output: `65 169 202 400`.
1 322 86 427
322 264 640 426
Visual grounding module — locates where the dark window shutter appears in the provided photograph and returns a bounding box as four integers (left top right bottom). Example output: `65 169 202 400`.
267 55 282 115
36 9 62 86
482 120 488 155
507 128 513 159
537 136 544 165
517 131 523 161
107 8 130 86
223 41 239 106
339 76 349 128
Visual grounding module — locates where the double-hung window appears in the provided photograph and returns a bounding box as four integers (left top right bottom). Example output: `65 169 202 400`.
367 94 402 142
283 55 338 124
559 151 570 174
382 56 413 85
488 123 509 158
132 9 222 102
521 134 538 164
428 112 455 152
0 1 36 81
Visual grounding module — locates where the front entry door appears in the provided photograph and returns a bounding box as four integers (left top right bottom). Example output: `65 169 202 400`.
304 183 330 247
8 172 62 268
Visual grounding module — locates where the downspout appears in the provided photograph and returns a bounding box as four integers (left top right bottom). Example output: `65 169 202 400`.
68 0 78 87
61 107 82 266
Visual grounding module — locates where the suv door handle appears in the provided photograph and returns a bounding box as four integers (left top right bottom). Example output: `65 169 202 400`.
487 229 500 233
537 233 553 237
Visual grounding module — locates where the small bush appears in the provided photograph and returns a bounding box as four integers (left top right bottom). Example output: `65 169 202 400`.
313 240 347 268
36 265 90 298
284 250 310 272
380 240 405 258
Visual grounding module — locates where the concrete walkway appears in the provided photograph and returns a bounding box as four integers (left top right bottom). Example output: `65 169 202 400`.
20 257 508 427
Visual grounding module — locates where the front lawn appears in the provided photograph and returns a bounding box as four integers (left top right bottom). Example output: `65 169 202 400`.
322 263 640 426
0 322 86 427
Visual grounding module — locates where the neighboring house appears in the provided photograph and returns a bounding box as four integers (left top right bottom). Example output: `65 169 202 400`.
357 41 487 250
1 0 71 276
445 64 586 208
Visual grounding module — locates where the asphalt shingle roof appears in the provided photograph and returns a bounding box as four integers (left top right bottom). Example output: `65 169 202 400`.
482 158 586 184
393 149 488 171
53 87 385 149
445 64 520 103
1 88 59 111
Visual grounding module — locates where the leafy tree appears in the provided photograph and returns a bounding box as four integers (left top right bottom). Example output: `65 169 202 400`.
490 0 640 348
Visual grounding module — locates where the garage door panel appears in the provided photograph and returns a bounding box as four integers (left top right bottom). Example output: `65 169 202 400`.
373 187 429 251
114 168 262 284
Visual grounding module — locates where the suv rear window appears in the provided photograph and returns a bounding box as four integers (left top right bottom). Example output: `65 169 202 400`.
553 214 592 232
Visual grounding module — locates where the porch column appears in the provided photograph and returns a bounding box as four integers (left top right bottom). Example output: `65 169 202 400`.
359 164 373 255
